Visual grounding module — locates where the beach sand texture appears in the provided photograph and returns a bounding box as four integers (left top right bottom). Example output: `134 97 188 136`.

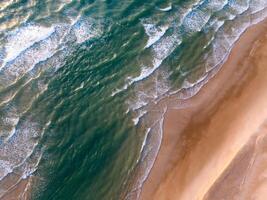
140 19 267 200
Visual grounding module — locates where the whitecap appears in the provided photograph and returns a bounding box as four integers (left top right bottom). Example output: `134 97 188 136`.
131 59 162 83
112 59 165 97
158 4 172 12
2 25 55 66
227 0 250 15
132 110 147 125
74 82 84 92
132 118 139 126
130 94 149 111
153 34 182 60
0 17 104 88
143 23 169 49
1 26 67 83
72 18 103 44
111 83 129 97
140 128 151 153
112 30 181 97
182 9 211 32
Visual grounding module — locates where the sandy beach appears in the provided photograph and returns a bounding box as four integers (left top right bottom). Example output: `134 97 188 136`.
140 18 267 200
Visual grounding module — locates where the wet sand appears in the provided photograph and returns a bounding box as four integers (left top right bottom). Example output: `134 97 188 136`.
140 18 267 200
0 175 34 200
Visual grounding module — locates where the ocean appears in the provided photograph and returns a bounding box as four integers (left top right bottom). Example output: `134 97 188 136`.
0 0 267 199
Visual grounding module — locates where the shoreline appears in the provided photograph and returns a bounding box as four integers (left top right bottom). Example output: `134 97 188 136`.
140 17 267 200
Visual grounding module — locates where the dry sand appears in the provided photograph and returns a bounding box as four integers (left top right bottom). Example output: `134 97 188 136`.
140 18 267 200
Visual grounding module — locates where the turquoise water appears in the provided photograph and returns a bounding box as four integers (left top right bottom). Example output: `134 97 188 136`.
0 0 267 199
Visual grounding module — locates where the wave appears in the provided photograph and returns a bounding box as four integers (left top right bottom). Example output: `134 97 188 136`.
133 110 148 126
143 23 169 49
0 17 103 90
71 18 103 44
182 9 211 32
2 25 56 67
111 30 182 97
157 5 172 12
0 15 104 196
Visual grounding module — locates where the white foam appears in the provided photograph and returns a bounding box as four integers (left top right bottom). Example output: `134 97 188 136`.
250 8 267 24
249 0 267 14
2 29 64 82
74 82 84 92
158 4 172 12
211 19 225 32
140 128 151 153
132 59 162 83
21 152 42 180
111 83 129 97
182 9 211 32
72 19 102 44
203 0 228 11
112 25 181 98
0 17 103 87
0 160 13 180
182 79 195 89
0 118 43 182
0 24 71 87
228 0 250 15
153 34 182 60
112 58 166 97
143 24 168 49
3 117 19 142
133 110 147 125
2 25 55 66
131 96 149 111
132 118 139 125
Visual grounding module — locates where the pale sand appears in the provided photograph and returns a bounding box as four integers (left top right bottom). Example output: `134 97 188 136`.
140 18 267 200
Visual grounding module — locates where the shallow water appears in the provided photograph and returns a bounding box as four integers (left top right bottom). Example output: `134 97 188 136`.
0 0 267 199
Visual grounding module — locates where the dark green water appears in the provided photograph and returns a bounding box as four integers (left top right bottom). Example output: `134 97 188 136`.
0 0 267 199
